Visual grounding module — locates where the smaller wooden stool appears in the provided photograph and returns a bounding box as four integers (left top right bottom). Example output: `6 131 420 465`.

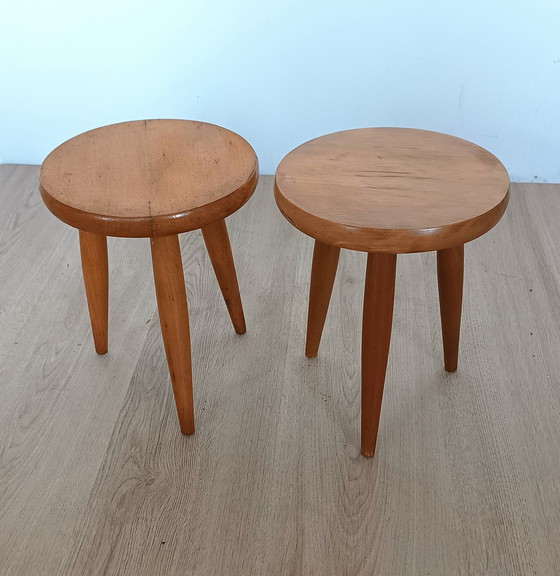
274 128 509 458
40 120 258 434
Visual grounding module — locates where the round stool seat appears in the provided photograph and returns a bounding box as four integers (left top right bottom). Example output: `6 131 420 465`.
275 128 509 253
40 119 258 237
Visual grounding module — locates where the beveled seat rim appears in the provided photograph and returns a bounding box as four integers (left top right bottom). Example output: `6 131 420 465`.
274 127 510 253
40 119 259 237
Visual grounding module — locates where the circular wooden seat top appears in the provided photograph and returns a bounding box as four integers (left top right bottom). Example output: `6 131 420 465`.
40 120 258 237
275 128 509 253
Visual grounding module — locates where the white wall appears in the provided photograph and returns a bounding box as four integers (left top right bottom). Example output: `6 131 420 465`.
1 0 559 180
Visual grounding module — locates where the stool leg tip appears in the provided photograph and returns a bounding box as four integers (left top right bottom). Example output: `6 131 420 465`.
234 322 247 335
360 447 375 458
179 423 195 436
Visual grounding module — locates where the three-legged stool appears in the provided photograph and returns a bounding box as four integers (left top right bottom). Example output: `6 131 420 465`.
274 128 509 457
40 119 258 434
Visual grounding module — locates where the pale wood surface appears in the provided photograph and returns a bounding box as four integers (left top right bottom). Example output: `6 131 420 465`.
1 165 560 575
275 128 510 253
40 120 258 237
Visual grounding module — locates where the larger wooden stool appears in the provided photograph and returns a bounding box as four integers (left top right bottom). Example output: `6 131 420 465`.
274 128 509 458
40 119 258 434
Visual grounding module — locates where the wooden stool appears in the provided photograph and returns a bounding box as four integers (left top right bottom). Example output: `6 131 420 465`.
40 119 258 434
274 128 509 458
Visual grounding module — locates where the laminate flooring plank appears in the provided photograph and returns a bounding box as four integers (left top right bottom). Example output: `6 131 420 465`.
0 170 559 575
431 214 540 576
0 166 161 574
0 166 60 307
487 184 560 575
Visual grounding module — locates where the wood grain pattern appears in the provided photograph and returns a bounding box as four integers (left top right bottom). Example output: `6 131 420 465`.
40 120 258 237
275 128 510 253
1 167 560 575
79 230 109 354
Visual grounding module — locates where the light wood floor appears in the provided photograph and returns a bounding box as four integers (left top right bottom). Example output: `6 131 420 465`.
1 164 559 576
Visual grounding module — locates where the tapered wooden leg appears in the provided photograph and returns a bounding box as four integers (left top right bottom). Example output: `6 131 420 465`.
151 235 194 435
79 230 108 355
201 219 246 334
305 240 341 358
361 252 397 458
437 244 464 372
